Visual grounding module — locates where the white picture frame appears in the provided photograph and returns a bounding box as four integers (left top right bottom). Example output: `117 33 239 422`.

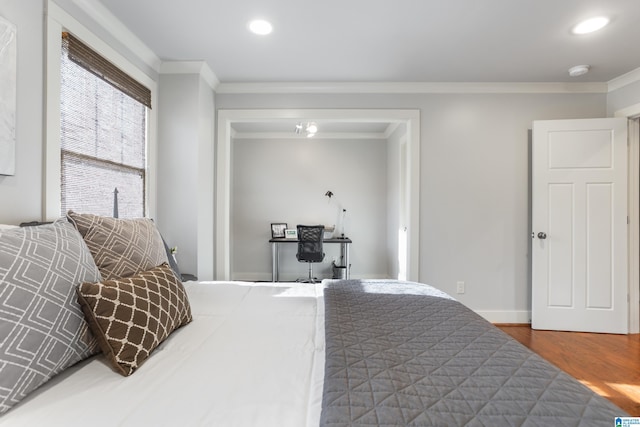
270 222 287 239
284 228 298 239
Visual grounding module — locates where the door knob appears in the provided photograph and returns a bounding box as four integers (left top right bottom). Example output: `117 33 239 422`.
537 232 547 239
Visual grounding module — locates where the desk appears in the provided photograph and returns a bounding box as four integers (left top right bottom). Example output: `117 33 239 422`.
269 237 352 282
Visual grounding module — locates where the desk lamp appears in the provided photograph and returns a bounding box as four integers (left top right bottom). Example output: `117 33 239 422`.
325 190 347 239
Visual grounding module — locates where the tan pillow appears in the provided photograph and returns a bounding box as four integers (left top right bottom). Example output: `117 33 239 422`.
67 211 168 280
76 263 192 376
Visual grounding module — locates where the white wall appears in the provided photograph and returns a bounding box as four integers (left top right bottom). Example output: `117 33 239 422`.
157 73 215 280
196 76 216 281
216 92 607 320
0 1 44 224
232 137 388 281
608 80 640 116
418 93 604 322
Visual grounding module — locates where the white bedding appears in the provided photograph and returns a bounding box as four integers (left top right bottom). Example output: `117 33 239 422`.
0 281 326 427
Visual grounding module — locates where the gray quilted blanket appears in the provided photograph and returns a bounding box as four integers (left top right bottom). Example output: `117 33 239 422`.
320 280 626 426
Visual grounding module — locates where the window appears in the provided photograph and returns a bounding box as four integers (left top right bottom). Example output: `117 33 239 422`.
60 32 151 218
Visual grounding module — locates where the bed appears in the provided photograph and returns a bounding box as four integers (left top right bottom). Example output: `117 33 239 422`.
320 280 626 426
0 215 628 426
1 280 326 426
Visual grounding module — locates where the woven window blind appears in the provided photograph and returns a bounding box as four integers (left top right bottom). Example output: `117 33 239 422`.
64 32 151 108
60 32 148 218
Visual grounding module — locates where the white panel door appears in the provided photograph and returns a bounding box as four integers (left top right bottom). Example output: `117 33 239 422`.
532 118 628 333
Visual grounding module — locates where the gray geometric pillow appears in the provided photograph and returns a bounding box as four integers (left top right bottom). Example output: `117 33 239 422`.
66 211 168 281
0 219 102 414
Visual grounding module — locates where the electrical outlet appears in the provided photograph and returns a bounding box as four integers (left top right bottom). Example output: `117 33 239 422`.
456 281 465 294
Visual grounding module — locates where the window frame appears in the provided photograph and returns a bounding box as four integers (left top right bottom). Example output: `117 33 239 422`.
45 2 158 221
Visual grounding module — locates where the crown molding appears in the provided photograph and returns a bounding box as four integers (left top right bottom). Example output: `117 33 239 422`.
608 67 640 93
384 123 401 139
160 61 220 90
71 0 161 72
215 81 608 95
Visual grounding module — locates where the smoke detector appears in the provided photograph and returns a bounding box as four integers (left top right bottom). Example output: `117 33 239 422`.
568 65 590 77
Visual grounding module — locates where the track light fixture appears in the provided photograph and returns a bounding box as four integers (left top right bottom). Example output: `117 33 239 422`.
295 121 318 138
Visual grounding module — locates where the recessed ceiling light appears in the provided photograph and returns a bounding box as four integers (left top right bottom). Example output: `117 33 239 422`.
572 16 609 34
248 19 273 35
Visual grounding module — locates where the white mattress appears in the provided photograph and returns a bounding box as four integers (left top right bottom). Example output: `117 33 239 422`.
0 281 326 427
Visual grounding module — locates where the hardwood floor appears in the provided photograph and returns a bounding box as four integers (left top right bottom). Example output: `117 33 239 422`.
497 325 640 416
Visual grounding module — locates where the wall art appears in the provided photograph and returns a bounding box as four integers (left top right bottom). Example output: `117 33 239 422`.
0 16 16 176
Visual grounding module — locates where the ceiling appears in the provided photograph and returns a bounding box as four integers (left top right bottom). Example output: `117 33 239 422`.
57 0 640 138
88 0 640 84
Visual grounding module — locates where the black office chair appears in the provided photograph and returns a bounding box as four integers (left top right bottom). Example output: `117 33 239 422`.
296 225 325 283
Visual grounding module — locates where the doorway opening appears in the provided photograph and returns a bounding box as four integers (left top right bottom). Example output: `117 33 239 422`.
215 109 420 281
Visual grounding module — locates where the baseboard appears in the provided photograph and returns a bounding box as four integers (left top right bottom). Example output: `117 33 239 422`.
475 310 532 324
231 273 390 282
232 272 333 282
232 272 273 282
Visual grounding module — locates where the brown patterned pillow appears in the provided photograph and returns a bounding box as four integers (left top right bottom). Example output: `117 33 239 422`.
67 211 168 280
76 263 192 376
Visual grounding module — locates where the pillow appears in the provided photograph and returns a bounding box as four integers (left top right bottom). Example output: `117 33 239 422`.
19 221 52 227
0 219 102 414
67 211 168 281
76 263 192 376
